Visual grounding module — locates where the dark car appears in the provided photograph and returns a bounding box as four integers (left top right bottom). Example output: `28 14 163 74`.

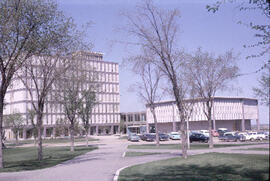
189 133 209 143
219 132 243 142
158 133 169 141
140 134 156 141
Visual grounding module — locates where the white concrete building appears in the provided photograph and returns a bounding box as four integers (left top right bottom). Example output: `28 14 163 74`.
146 97 259 133
4 52 120 139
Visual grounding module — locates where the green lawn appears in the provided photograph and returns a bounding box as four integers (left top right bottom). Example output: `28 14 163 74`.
127 143 258 150
0 145 97 172
5 137 98 146
125 152 164 157
236 147 269 151
118 153 269 181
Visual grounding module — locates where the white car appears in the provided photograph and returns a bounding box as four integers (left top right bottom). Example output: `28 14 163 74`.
200 130 209 137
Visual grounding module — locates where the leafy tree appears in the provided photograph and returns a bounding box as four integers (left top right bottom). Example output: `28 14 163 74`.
4 112 24 146
0 0 89 166
253 70 270 106
207 0 270 125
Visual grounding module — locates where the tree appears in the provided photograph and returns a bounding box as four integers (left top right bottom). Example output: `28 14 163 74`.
207 0 270 125
27 109 37 146
185 48 239 148
0 0 82 167
4 112 24 146
123 0 192 158
253 67 270 106
78 89 98 147
54 57 89 152
129 55 162 146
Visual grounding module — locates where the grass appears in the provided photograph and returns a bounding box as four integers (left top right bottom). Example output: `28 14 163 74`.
5 137 98 146
118 153 269 181
236 147 269 151
127 143 258 150
0 145 97 172
125 152 164 157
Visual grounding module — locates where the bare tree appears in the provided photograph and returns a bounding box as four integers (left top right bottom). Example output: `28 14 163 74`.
129 54 162 146
78 88 98 147
185 48 239 148
27 109 37 146
4 112 24 146
123 0 190 158
54 57 87 152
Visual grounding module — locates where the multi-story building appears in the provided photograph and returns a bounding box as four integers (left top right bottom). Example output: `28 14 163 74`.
146 97 259 133
4 52 120 139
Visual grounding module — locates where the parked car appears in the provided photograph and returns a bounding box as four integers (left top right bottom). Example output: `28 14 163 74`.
140 133 156 142
219 132 243 142
158 133 169 141
128 133 140 142
168 132 181 140
217 128 228 137
189 132 209 143
200 130 210 137
244 131 266 141
211 130 219 137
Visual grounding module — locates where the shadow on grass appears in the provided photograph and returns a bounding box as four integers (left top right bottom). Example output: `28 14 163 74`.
119 164 269 181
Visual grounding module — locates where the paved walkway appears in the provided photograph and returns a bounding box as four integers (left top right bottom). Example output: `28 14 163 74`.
0 136 269 181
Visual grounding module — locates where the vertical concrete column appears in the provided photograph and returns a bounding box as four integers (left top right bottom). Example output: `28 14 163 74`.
256 119 260 131
256 103 260 131
241 99 245 131
23 127 27 140
96 125 99 135
88 126 91 135
110 125 114 134
52 127 56 138
212 102 216 130
172 122 176 132
117 125 120 134
125 123 129 134
43 126 47 138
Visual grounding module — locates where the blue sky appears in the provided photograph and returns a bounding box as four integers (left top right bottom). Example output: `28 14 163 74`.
57 0 269 124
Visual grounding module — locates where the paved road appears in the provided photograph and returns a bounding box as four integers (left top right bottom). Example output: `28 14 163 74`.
0 136 269 181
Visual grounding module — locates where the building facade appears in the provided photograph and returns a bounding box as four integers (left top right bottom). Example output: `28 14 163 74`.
146 97 259 133
4 52 120 139
120 112 147 134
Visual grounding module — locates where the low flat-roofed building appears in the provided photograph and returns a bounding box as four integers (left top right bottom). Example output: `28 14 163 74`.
146 97 259 133
120 111 147 134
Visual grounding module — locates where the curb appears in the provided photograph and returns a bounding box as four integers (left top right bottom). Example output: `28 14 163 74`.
113 166 129 181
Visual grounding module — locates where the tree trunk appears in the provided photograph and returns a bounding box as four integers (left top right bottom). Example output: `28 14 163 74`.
86 126 89 147
151 108 159 147
0 93 5 168
208 101 214 149
70 122 75 152
15 132 19 146
37 126 43 161
37 112 43 161
180 120 187 159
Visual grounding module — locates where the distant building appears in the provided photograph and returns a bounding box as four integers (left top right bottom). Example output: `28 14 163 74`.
4 52 120 139
146 97 259 133
120 111 147 134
